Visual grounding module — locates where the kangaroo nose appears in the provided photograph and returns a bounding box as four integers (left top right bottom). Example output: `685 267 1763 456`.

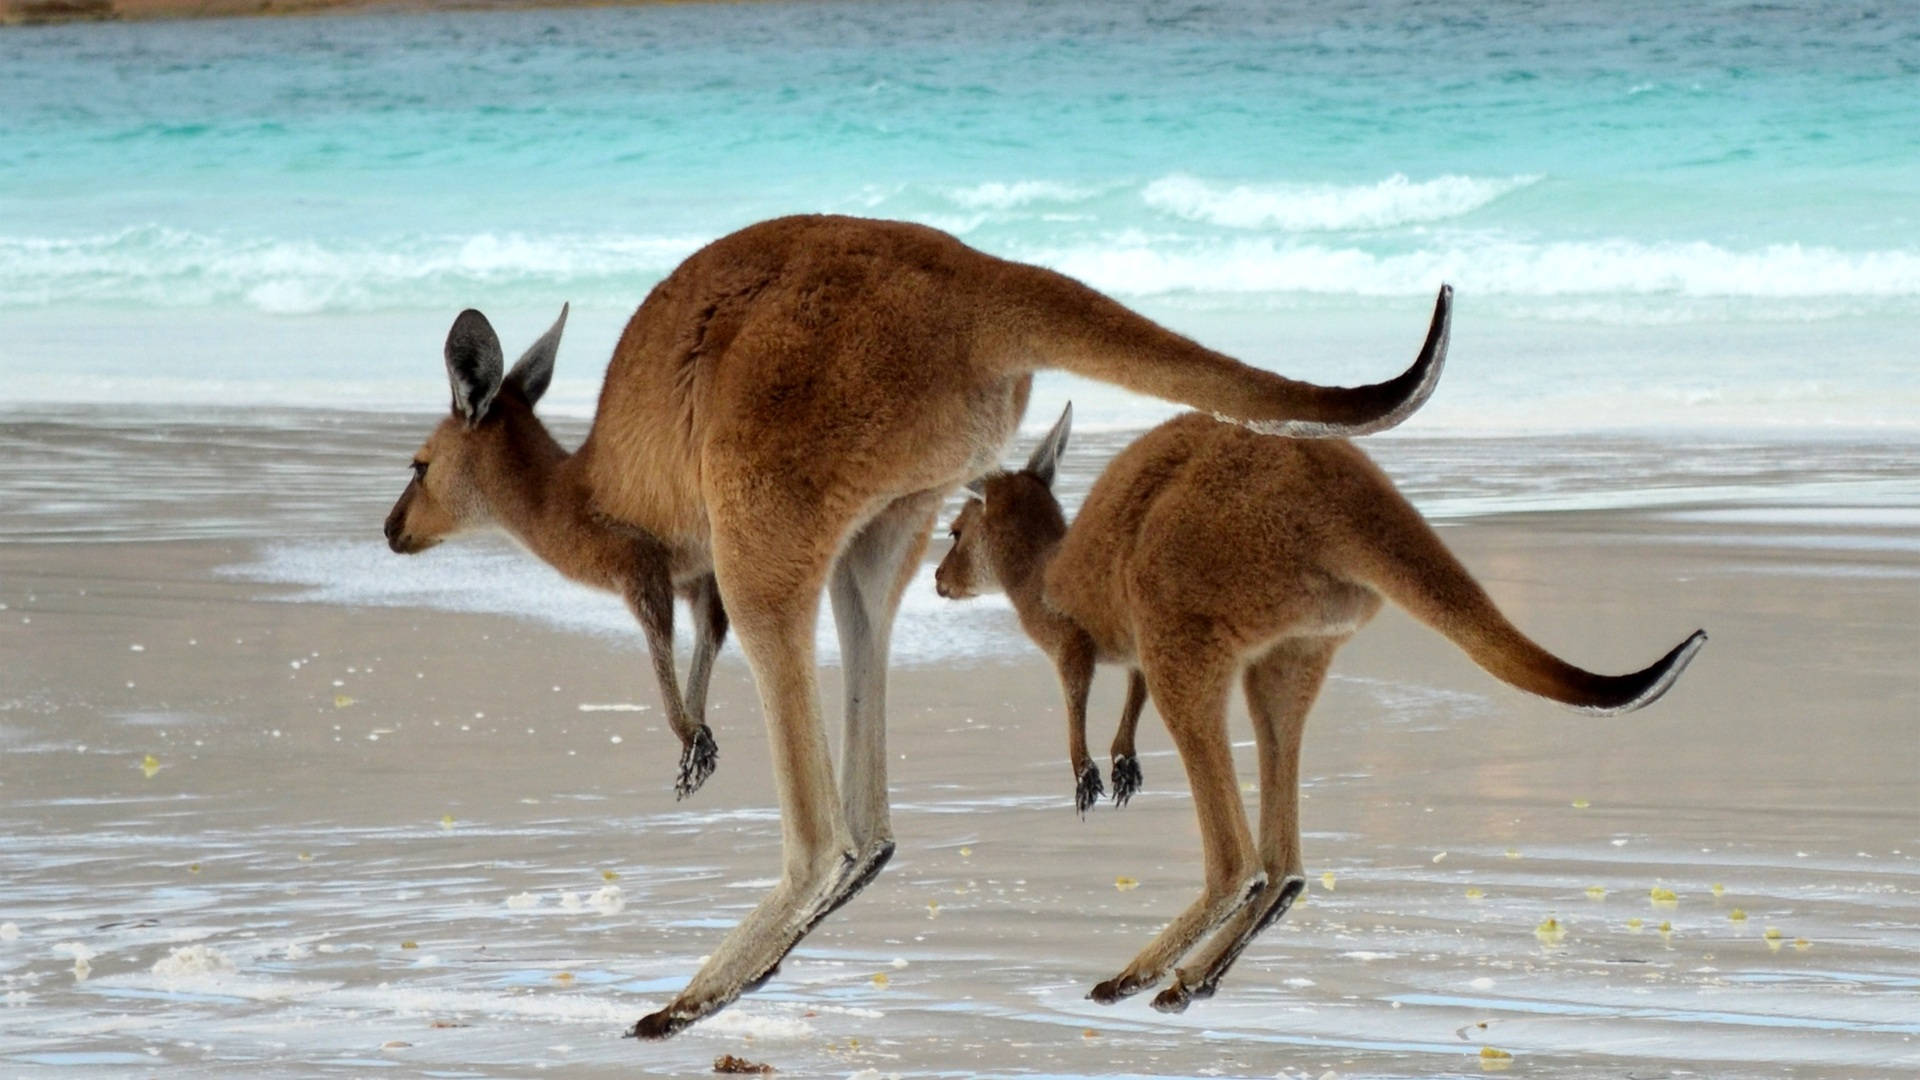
383 510 407 553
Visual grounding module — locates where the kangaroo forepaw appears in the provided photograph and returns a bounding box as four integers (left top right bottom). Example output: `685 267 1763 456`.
1110 754 1143 807
674 724 719 800
1074 760 1105 816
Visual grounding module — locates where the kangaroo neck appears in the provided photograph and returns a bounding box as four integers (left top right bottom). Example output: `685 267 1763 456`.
994 512 1067 620
482 417 610 585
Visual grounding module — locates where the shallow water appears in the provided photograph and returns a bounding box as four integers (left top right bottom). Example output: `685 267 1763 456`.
4 0 1920 427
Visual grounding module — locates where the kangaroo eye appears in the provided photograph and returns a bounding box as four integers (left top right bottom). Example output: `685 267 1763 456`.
410 460 429 479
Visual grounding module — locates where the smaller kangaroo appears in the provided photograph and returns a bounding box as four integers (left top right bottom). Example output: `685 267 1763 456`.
383 305 728 798
935 405 1705 1013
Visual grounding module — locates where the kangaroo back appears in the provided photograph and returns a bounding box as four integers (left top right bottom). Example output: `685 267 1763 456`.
1331 455 1705 715
998 267 1452 438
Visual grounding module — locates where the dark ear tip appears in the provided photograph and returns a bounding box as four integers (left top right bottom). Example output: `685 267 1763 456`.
447 308 496 347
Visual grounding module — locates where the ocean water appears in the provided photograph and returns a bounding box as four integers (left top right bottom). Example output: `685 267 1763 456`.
3 0 1919 428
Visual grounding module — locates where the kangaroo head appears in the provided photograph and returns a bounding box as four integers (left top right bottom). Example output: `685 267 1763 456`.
936 402 1072 600
384 304 569 555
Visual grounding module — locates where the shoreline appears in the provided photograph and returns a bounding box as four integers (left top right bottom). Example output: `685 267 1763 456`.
2 0 714 28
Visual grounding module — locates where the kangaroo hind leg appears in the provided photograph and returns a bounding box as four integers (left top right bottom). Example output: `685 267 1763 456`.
632 505 854 1040
822 489 946 917
1153 635 1343 1013
1090 643 1260 1004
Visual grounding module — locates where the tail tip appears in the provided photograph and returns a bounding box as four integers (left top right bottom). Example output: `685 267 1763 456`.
1594 628 1707 716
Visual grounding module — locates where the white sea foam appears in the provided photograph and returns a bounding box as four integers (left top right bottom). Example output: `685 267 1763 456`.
1141 172 1540 231
221 537 1026 667
0 227 707 315
151 944 237 979
9 221 1917 318
1034 236 1920 300
942 179 1106 210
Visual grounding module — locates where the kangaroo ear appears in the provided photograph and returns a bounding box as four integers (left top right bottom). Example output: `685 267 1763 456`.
445 308 505 428
1023 401 1073 489
505 302 567 408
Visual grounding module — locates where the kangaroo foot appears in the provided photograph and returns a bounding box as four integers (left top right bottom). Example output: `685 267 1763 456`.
1151 975 1199 1013
674 724 719 800
1088 971 1158 1005
1074 760 1105 816
1172 874 1308 1007
1110 754 1143 807
807 840 895 931
632 848 869 1040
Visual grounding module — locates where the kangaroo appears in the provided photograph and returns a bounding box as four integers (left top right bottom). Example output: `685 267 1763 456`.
384 215 1453 1038
383 304 729 799
935 405 1706 1013
937 405 1151 816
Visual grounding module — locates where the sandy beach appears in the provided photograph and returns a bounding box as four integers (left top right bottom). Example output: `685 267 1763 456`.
2 407 1915 1077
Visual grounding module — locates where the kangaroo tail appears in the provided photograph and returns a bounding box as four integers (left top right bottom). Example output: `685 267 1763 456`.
1008 270 1450 438
1344 490 1705 715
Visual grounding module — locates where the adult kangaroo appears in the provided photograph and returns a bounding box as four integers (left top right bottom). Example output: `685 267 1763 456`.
385 215 1453 1038
935 406 1705 1012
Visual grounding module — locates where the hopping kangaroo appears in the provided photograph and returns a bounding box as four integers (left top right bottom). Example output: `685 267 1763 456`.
935 405 1706 1013
383 304 728 799
383 215 1454 1038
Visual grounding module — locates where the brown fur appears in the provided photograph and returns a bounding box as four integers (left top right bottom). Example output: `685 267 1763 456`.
937 409 1706 1011
386 215 1454 1038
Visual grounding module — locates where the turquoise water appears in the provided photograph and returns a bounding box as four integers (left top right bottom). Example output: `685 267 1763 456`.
3 0 1918 425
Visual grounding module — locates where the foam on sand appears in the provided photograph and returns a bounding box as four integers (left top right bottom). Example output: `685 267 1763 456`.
152 943 237 979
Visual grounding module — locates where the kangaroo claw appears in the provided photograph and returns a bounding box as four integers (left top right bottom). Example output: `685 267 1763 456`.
675 724 719 800
1110 754 1143 806
1074 760 1105 816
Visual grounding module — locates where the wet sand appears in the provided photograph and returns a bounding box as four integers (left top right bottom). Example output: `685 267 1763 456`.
1 412 1917 1076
